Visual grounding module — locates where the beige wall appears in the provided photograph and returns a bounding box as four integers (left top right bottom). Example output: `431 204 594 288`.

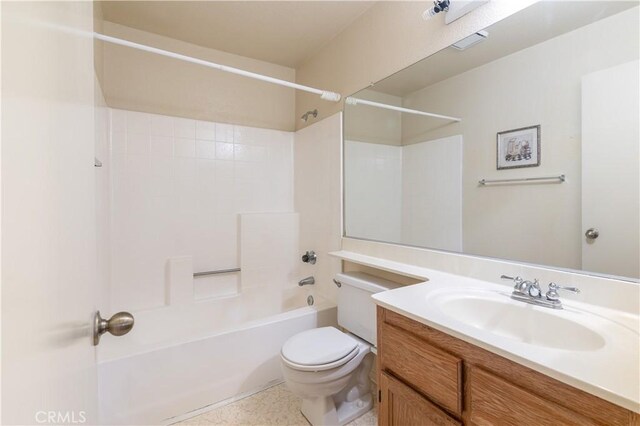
93 1 104 88
94 75 110 314
96 2 535 132
343 89 402 145
295 0 537 130
399 8 639 270
100 21 296 131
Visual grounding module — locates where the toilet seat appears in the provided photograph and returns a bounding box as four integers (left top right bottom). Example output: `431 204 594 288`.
281 327 360 372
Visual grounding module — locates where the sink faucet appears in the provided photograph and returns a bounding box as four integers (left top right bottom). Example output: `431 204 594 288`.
545 282 580 302
502 275 541 297
298 276 315 286
501 275 579 309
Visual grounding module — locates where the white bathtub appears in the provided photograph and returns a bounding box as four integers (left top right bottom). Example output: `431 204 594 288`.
98 288 336 425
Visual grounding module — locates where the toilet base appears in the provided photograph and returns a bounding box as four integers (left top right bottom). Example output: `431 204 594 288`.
336 391 373 425
300 392 372 426
298 353 374 426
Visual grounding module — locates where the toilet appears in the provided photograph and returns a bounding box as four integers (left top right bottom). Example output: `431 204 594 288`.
280 272 401 426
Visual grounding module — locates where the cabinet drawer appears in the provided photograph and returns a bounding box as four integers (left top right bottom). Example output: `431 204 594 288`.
380 372 461 426
380 322 463 415
467 367 597 426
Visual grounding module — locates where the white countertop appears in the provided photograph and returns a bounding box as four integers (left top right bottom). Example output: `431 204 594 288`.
330 250 640 413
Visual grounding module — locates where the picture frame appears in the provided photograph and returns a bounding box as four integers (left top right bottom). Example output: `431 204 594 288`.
496 125 541 170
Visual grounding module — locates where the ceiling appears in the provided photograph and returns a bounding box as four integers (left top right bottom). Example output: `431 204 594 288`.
100 1 375 68
371 1 638 97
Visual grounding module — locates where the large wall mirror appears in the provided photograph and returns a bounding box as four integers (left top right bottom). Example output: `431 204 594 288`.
343 2 639 281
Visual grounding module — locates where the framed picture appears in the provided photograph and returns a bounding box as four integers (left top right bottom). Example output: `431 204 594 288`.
496 125 541 170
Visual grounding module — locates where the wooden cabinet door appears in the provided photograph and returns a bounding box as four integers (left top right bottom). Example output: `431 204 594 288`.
466 367 597 426
380 321 463 415
379 372 461 426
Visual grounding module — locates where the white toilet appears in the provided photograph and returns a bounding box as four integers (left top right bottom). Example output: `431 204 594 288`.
280 272 401 426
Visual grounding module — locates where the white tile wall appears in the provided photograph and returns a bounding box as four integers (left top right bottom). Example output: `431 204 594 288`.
401 135 463 252
344 140 403 243
109 109 294 312
240 213 300 290
344 137 463 252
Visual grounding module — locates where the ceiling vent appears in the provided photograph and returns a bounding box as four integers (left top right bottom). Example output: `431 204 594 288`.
451 30 489 51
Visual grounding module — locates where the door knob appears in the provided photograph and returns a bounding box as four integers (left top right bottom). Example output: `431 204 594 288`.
585 228 599 240
93 311 134 345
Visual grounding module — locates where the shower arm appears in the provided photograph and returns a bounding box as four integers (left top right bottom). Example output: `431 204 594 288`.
93 32 342 102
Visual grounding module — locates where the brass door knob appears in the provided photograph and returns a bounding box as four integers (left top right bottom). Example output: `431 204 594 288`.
93 311 134 345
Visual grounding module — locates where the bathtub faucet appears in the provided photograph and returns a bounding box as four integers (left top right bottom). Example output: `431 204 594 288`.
298 276 315 286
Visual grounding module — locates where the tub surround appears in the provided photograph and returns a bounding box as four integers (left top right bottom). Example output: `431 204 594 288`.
107 108 296 313
329 249 640 413
96 109 343 425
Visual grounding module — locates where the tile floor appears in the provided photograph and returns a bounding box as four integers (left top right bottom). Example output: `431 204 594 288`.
176 383 378 426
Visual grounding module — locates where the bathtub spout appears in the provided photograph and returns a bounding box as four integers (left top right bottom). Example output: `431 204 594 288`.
298 276 315 286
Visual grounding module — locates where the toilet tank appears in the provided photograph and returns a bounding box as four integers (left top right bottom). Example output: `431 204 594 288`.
336 272 402 347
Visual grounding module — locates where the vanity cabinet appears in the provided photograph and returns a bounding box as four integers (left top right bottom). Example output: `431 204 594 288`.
377 307 639 426
379 372 461 426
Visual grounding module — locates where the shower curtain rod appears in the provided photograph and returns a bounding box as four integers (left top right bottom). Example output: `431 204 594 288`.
93 32 342 102
345 97 461 122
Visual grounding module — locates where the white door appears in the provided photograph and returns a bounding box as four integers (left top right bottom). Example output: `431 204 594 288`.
581 60 640 279
2 2 99 424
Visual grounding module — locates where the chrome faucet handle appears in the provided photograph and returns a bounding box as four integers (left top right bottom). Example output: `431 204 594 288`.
501 275 526 293
501 275 519 281
545 282 580 301
501 275 523 285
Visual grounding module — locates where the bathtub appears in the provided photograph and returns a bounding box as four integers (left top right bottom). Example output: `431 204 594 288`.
97 287 337 425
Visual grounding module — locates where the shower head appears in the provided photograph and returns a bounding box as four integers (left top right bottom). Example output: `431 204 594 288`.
301 109 318 122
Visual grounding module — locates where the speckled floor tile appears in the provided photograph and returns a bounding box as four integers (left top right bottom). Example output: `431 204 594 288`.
175 383 377 426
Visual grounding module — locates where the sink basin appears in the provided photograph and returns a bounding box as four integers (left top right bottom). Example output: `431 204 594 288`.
429 290 606 351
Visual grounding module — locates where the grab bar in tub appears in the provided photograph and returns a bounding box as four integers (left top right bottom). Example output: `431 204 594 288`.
193 268 241 277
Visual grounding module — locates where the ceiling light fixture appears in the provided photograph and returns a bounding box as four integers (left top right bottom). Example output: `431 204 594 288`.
422 0 451 20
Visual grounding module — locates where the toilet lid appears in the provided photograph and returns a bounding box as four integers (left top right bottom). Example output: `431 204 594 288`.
281 327 359 367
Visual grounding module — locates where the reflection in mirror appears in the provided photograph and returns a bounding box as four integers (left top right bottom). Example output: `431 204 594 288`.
344 2 639 281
